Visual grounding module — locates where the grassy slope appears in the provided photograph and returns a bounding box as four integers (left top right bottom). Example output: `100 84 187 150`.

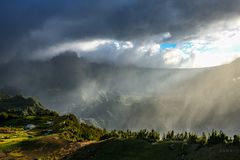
67 139 184 160
186 144 240 160
0 115 68 159
0 113 105 159
66 139 240 160
0 134 68 159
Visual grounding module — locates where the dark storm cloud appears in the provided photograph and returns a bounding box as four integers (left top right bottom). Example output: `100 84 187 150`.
0 0 240 62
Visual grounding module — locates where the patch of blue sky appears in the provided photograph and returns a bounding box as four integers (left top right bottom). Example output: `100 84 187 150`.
182 42 193 49
180 41 211 53
160 43 177 51
230 45 240 53
180 42 193 52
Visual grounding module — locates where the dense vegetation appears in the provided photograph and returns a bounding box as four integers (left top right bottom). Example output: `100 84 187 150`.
1 95 240 146
52 114 106 142
99 129 240 146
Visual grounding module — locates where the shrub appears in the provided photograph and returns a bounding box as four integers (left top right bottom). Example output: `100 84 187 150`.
187 133 198 144
0 112 8 120
199 132 207 145
54 114 105 142
207 130 229 145
147 130 160 142
233 135 240 145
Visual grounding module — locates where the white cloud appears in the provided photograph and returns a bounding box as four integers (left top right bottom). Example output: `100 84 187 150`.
32 33 171 68
173 17 240 68
162 49 184 65
31 17 240 69
122 41 134 49
32 39 133 60
191 53 236 68
136 43 160 56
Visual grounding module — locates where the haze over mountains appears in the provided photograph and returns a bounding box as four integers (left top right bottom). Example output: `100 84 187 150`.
1 53 240 134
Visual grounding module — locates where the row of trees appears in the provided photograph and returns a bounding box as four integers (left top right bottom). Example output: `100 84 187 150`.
163 130 240 145
100 129 240 145
101 129 160 142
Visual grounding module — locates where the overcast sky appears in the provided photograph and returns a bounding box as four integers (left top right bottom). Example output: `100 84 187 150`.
1 0 240 68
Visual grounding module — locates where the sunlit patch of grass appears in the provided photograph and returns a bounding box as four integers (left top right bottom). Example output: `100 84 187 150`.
0 137 29 145
0 134 57 152
0 141 21 152
8 149 25 158
0 128 32 146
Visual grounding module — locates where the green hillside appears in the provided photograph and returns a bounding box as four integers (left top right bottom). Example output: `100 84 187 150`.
0 95 55 117
1 95 240 160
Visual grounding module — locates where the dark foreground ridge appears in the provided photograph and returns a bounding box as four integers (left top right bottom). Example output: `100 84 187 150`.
66 139 240 160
